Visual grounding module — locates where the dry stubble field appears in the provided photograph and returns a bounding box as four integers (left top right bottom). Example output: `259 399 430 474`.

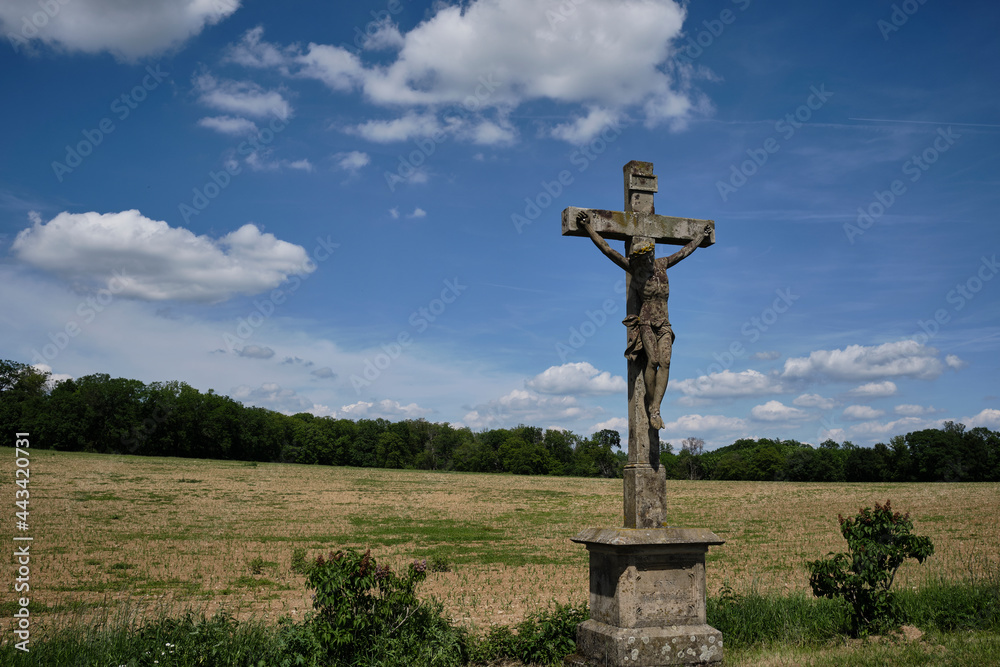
4 448 999 635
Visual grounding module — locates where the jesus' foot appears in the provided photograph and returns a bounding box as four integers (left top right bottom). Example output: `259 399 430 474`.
649 410 664 430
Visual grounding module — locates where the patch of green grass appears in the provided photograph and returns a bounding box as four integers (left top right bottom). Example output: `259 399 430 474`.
73 491 120 502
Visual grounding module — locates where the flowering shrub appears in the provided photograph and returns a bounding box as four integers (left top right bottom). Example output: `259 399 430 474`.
807 500 934 635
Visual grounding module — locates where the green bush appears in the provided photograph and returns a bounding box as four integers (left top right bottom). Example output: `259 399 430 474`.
470 601 587 665
807 500 933 636
306 548 468 666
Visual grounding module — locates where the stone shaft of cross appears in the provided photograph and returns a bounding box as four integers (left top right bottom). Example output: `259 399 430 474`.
561 160 714 528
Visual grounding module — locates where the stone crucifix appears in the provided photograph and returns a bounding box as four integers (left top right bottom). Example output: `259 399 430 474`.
562 160 714 528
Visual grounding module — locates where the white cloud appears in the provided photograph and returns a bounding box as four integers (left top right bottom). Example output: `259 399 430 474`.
254 1 695 142
333 151 370 171
847 417 936 439
793 393 836 409
964 408 1000 430
672 369 783 398
462 389 589 429
32 363 73 388
406 207 427 219
224 25 294 69
194 73 292 120
946 354 968 370
340 399 430 420
287 159 314 172
752 351 782 361
351 111 442 143
233 382 314 414
1 0 239 60
388 207 400 219
525 362 626 396
12 210 313 302
843 405 886 421
310 367 336 379
197 115 259 135
550 107 622 144
236 345 275 359
751 400 808 422
895 404 932 417
244 152 312 172
664 414 746 437
592 417 627 433
782 340 945 382
849 381 898 397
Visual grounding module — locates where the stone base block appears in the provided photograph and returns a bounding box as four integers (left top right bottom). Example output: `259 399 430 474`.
570 620 722 666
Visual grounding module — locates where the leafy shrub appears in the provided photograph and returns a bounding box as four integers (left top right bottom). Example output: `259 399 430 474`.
306 549 467 666
290 546 311 575
430 556 453 573
470 601 587 665
807 500 933 635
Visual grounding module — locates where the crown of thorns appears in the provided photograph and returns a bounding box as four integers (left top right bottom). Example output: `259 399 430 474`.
631 242 655 256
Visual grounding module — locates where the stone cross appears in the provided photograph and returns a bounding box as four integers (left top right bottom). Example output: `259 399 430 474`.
562 160 714 529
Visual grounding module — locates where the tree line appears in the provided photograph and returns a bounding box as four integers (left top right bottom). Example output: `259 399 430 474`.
2 360 997 482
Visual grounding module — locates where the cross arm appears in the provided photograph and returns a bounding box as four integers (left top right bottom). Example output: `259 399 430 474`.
561 206 715 247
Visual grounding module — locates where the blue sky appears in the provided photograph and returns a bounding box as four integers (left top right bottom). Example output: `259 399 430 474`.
2 0 998 450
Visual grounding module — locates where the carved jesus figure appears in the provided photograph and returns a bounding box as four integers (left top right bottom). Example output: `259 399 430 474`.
577 210 711 430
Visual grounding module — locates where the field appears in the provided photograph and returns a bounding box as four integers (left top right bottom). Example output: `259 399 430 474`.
4 447 999 637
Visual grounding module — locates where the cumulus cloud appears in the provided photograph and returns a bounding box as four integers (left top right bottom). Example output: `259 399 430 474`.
793 393 836 409
236 345 275 359
550 107 622 144
1 0 239 60
224 25 295 69
340 399 430 420
194 73 292 120
751 400 808 422
32 363 73 389
847 417 936 439
843 405 886 421
849 381 898 397
232 382 313 414
310 367 336 379
963 409 1000 429
895 404 932 417
663 413 748 432
12 210 313 302
672 369 783 398
782 340 945 382
946 354 968 370
462 389 589 429
406 207 427 219
333 150 370 172
592 417 628 433
233 1 696 144
350 111 442 143
526 362 626 396
197 115 259 135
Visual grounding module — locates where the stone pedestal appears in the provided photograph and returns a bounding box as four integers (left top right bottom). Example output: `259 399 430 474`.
568 528 724 666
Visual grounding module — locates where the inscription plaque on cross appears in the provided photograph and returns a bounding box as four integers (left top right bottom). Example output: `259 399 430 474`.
562 160 715 529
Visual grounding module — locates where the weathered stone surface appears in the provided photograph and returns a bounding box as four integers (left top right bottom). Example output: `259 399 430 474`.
572 528 724 631
561 207 716 247
568 621 723 666
624 464 668 529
